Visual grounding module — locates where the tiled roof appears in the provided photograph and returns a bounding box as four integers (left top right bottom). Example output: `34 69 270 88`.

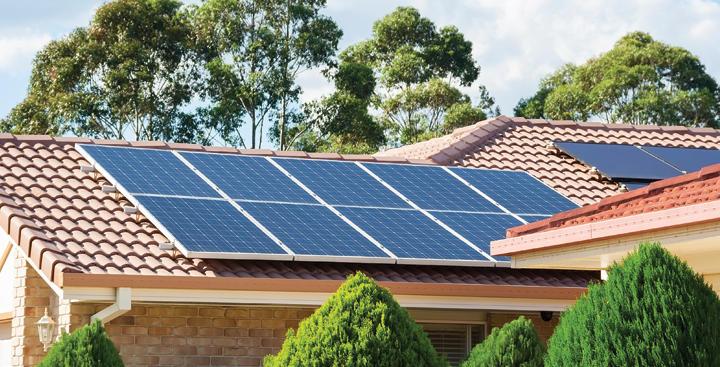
377 116 720 205
0 135 595 290
506 163 720 237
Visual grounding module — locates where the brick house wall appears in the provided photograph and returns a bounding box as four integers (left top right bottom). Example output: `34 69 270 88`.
11 256 57 367
71 303 314 367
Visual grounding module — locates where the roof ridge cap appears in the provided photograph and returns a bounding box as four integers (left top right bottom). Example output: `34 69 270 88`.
425 116 515 164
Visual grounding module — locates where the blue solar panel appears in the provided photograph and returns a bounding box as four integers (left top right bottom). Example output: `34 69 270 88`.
363 163 501 213
135 196 285 255
181 153 315 203
240 202 390 258
555 142 681 180
432 212 522 261
80 145 219 197
275 158 411 208
338 207 489 261
640 146 720 173
450 168 578 215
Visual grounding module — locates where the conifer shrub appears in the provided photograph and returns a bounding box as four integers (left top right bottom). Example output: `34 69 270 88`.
460 316 544 367
263 272 448 367
546 243 720 366
38 319 123 367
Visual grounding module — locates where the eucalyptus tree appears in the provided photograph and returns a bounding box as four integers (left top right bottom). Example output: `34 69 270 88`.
515 32 720 127
342 7 490 144
2 0 201 141
283 62 385 154
193 0 341 149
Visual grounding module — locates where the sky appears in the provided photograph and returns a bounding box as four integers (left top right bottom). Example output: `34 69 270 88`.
1 0 719 130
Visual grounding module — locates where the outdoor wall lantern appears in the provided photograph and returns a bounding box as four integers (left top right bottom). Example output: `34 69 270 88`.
37 308 56 351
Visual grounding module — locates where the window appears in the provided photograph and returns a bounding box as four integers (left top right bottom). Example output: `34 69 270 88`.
420 323 486 365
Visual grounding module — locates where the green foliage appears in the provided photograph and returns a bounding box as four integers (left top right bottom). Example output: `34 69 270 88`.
545 243 720 366
461 316 544 367
341 7 495 144
4 0 200 141
263 272 448 367
285 62 385 153
443 102 486 133
194 0 341 149
38 320 123 367
515 32 720 127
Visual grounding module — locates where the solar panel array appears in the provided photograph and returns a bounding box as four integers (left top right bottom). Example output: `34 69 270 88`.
78 144 578 266
554 142 720 190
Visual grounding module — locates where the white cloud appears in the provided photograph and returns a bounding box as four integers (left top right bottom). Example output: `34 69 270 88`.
0 32 51 74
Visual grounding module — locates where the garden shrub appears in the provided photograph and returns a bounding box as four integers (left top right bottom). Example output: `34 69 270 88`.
460 316 544 367
264 272 448 367
545 243 720 366
39 319 123 367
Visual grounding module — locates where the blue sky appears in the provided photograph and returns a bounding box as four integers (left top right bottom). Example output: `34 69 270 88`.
1 0 719 131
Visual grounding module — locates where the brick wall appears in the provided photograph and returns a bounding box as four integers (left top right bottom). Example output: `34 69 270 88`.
71 303 315 367
11 256 56 367
487 312 559 342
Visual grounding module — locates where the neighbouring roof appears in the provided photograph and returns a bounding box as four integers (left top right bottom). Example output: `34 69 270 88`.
377 116 720 205
0 134 595 295
505 163 720 238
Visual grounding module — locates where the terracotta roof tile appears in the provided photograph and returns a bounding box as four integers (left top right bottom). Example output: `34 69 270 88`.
377 116 720 205
0 135 595 289
507 163 720 237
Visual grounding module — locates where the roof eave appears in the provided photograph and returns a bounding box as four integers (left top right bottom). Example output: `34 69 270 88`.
60 272 587 300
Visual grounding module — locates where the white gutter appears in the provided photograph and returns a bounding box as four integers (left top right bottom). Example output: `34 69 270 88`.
91 288 131 324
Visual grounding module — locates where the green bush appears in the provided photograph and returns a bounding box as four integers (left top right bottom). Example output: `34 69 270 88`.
39 319 123 367
264 272 448 367
460 316 544 367
546 243 720 366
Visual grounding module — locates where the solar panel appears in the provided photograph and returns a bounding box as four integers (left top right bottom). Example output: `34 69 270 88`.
135 196 287 257
555 142 681 180
363 163 501 213
79 144 584 266
79 145 219 197
338 207 491 262
431 212 522 261
181 152 316 203
275 158 411 208
640 146 720 173
240 202 390 260
450 168 578 215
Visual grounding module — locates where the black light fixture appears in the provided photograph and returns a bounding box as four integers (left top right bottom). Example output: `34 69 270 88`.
540 311 553 322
